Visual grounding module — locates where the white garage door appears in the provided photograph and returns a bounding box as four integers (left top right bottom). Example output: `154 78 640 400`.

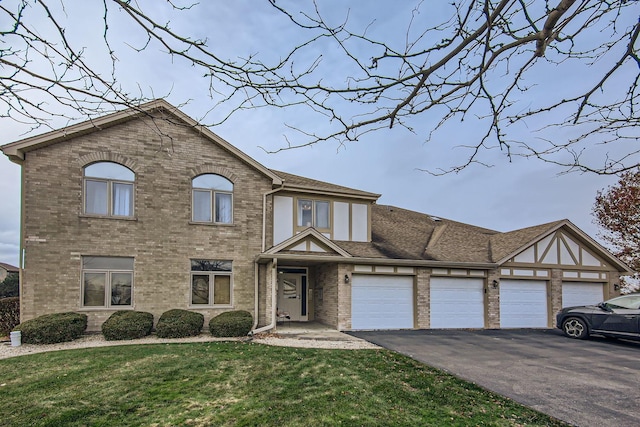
500 280 548 328
351 275 414 330
430 277 485 328
562 282 604 308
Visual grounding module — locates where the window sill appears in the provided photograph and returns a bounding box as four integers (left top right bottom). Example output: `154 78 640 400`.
79 306 134 311
79 214 138 221
189 221 235 227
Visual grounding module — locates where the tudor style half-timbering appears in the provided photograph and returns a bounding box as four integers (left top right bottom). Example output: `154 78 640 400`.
2 100 632 332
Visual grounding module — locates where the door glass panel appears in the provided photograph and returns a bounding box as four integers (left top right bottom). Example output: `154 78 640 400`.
283 279 297 298
301 276 307 316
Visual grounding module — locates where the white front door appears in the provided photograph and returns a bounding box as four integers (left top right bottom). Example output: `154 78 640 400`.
277 274 307 321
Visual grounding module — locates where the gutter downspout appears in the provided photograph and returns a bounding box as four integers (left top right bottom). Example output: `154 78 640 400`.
251 258 278 335
252 184 284 332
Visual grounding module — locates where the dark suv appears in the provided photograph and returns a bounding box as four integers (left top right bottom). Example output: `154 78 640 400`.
556 294 640 340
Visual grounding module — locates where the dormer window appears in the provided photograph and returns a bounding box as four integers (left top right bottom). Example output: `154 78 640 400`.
297 199 330 229
84 162 135 217
192 174 233 224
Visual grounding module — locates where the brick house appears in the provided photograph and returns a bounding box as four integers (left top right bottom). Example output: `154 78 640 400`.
0 262 19 283
1 100 631 332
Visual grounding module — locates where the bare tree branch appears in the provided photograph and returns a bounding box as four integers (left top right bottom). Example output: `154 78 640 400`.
1 0 638 175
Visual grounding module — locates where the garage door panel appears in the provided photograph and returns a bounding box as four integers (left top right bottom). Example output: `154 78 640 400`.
430 277 484 328
562 282 604 308
351 275 414 330
500 280 548 328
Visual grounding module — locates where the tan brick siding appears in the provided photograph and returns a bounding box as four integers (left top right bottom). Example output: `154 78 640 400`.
313 264 338 328
21 115 272 331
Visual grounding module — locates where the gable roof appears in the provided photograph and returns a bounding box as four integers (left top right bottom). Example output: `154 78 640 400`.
264 228 352 257
0 262 19 273
492 219 632 272
490 220 566 262
270 170 380 200
1 99 283 185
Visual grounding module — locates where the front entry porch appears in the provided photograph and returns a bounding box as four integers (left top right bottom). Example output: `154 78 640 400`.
276 267 309 322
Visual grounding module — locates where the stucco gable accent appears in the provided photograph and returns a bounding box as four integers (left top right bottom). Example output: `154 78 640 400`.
264 228 352 257
496 220 632 273
77 151 139 172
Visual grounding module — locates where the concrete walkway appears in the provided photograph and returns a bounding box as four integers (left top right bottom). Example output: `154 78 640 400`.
272 321 361 341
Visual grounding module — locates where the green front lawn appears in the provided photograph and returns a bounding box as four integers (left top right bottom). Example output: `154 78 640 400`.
0 342 565 426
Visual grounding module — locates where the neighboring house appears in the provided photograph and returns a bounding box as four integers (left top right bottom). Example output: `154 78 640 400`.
0 262 19 283
1 100 632 332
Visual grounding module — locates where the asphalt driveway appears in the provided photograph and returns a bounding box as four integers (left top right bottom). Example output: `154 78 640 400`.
349 329 640 427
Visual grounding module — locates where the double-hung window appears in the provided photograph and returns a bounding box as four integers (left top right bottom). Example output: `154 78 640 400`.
82 256 134 308
297 199 330 229
192 174 233 224
84 162 135 217
190 259 232 306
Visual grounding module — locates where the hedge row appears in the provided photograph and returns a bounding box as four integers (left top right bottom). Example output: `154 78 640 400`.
10 309 254 344
102 311 154 341
0 297 20 336
14 312 88 344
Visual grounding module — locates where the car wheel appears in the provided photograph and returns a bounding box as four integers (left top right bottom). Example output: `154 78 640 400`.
562 317 589 339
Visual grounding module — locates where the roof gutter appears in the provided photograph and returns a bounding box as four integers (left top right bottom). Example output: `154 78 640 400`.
251 258 278 335
252 183 285 332
255 253 499 270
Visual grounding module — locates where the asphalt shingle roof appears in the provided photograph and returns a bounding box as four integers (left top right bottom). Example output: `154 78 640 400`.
270 170 380 199
0 262 18 272
334 204 567 265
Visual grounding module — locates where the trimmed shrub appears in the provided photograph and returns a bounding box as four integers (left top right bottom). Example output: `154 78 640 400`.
209 310 253 337
156 309 204 338
101 311 154 341
13 312 87 344
0 297 20 336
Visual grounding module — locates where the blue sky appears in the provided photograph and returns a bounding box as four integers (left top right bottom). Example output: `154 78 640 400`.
0 1 631 267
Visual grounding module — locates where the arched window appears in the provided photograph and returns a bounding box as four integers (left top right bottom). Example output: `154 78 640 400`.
84 162 135 217
192 174 233 224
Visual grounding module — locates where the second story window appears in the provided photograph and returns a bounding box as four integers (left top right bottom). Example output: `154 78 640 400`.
297 199 330 229
192 174 233 224
84 162 135 217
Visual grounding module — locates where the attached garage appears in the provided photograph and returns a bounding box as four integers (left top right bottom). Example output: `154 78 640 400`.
430 277 485 328
562 282 604 308
500 280 548 328
351 275 414 330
